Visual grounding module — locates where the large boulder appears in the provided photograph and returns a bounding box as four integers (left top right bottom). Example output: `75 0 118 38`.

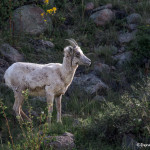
0 44 24 63
127 13 142 24
68 73 108 96
90 8 114 26
12 5 52 35
44 132 75 150
29 39 54 52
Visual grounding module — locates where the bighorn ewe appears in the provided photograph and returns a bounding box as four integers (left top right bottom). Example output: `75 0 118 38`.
4 39 91 124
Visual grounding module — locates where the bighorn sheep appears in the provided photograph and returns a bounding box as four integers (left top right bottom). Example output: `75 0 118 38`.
4 39 91 124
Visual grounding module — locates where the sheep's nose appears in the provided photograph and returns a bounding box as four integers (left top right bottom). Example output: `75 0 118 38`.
89 60 92 66
88 59 92 66
86 58 91 66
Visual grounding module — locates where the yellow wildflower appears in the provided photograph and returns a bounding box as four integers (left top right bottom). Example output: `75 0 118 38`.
47 9 53 14
41 12 44 17
47 9 50 13
50 9 53 14
44 20 47 22
44 0 49 4
53 7 57 13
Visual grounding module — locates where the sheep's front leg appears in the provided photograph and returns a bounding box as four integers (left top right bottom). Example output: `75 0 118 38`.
55 95 62 123
45 86 54 125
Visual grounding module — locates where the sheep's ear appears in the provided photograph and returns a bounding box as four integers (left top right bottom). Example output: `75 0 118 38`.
68 46 74 55
64 46 74 56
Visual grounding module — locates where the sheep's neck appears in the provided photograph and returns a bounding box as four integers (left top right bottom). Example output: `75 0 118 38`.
61 56 78 86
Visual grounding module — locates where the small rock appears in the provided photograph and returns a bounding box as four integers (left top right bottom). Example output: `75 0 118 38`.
94 63 110 74
118 32 135 44
90 9 114 26
0 44 24 63
122 134 138 150
113 51 132 67
44 132 75 150
12 4 53 35
93 95 105 102
127 13 142 24
128 24 138 31
85 2 94 11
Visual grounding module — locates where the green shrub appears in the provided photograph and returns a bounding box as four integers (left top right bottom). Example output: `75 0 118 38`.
128 25 150 66
80 77 150 144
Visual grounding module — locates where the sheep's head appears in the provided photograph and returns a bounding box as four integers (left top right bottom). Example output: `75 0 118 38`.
65 39 91 67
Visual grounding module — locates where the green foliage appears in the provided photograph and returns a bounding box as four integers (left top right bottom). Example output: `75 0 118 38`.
128 25 150 65
80 77 150 144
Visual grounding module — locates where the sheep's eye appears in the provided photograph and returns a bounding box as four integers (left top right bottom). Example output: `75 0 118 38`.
75 52 80 57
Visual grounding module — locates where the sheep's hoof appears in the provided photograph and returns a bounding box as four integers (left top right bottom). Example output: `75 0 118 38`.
16 115 24 124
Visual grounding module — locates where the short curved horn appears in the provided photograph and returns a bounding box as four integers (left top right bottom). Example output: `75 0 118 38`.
65 39 77 47
70 38 78 46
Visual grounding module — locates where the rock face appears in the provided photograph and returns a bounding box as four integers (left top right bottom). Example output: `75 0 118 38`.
12 5 52 35
90 9 114 26
118 32 135 44
44 132 75 150
69 73 108 96
29 39 54 52
127 13 142 24
113 51 132 67
0 44 24 63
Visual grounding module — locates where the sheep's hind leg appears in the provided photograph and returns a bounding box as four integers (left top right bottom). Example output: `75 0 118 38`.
13 91 24 123
55 95 62 123
20 110 32 122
